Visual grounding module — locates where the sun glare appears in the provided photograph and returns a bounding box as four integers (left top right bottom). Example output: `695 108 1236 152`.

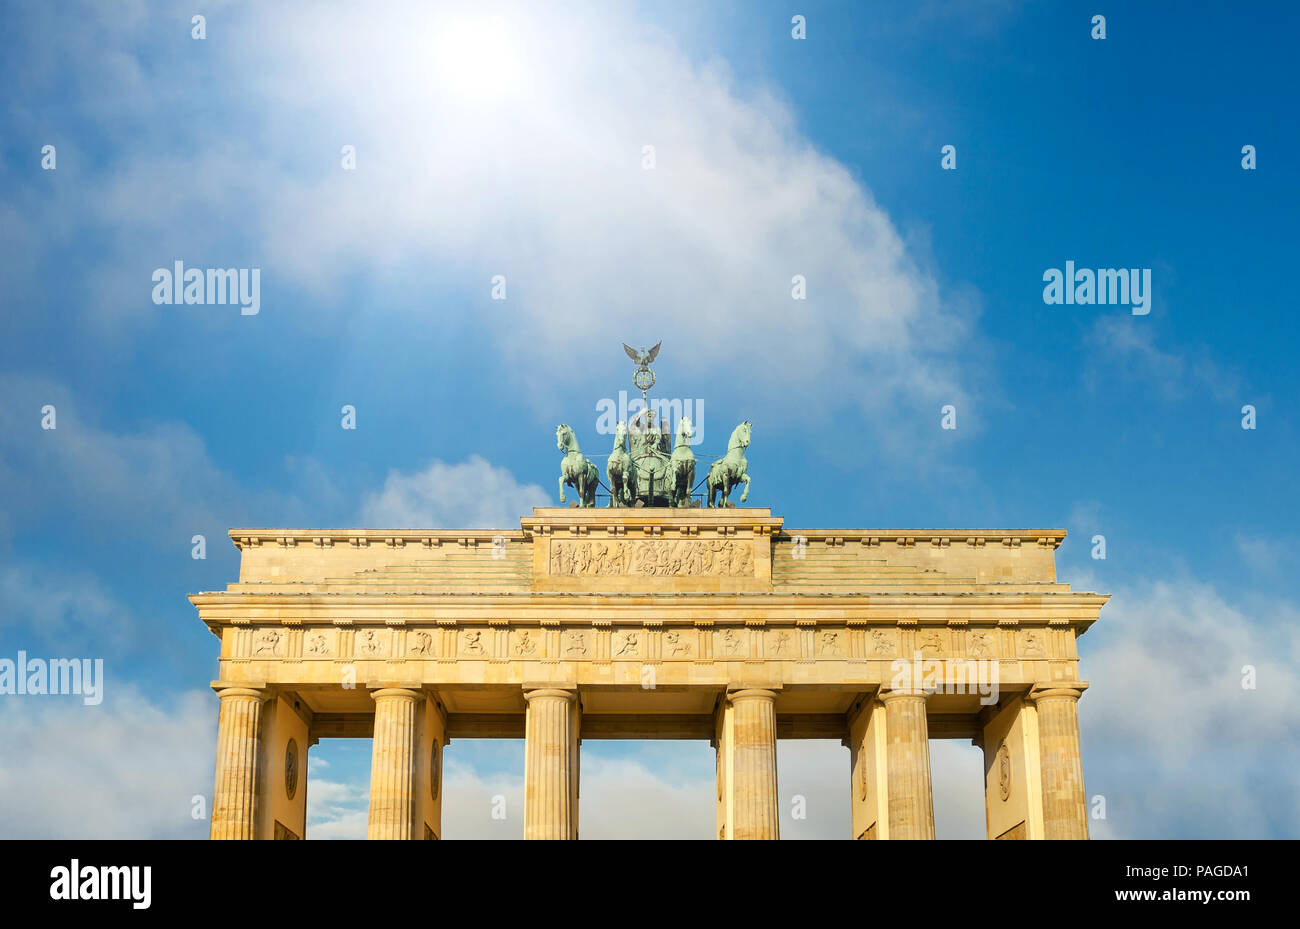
432 15 525 101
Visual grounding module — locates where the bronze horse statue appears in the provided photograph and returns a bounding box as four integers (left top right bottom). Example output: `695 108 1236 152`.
668 416 695 507
606 421 637 507
706 420 751 507
556 424 598 507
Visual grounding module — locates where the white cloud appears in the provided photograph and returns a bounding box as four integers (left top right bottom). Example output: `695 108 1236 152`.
8 1 986 457
305 777 371 841
0 685 214 839
1076 571 1300 838
358 454 551 528
1084 317 1240 403
246 2 981 427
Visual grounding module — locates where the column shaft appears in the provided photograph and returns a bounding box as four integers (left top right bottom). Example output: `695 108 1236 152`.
524 688 579 840
367 688 421 840
729 688 780 840
211 686 266 840
881 690 935 839
1032 686 1089 839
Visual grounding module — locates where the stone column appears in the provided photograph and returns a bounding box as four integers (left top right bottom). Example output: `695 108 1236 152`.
210 684 266 840
367 687 422 840
880 688 935 839
523 687 580 840
727 688 780 840
1029 683 1089 839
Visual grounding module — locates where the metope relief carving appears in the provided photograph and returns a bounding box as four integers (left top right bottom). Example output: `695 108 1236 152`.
664 630 692 657
513 630 539 657
408 631 434 657
769 630 794 658
869 629 896 657
613 631 641 658
462 630 487 657
564 631 588 657
356 628 388 658
817 631 844 657
304 630 333 657
917 630 946 657
966 629 995 658
1019 629 1047 658
549 539 754 577
253 629 283 657
718 629 746 657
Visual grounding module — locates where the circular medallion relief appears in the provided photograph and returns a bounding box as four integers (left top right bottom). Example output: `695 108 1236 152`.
997 743 1011 801
858 755 869 802
716 750 723 800
285 738 299 800
430 739 441 800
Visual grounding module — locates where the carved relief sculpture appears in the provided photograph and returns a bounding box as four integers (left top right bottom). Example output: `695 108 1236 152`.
549 539 754 578
254 629 282 656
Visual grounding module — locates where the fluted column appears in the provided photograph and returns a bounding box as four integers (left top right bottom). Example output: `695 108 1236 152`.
524 687 580 840
1029 683 1089 839
728 688 780 840
210 685 266 840
880 688 935 839
367 687 421 840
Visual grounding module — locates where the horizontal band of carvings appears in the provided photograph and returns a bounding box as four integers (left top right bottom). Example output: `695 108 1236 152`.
228 623 1069 662
550 539 755 577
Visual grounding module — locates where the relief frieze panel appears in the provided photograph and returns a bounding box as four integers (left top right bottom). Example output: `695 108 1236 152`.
237 623 1060 665
549 539 755 577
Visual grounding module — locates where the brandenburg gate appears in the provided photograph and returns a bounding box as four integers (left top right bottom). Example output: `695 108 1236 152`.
192 506 1108 840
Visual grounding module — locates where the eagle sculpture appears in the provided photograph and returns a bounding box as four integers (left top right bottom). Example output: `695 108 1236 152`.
622 341 662 369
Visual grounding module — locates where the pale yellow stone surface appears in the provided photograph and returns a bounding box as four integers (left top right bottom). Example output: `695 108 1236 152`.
980 695 1044 840
1029 684 1090 840
367 688 420 839
210 686 265 840
193 507 1106 839
523 688 580 840
881 689 935 840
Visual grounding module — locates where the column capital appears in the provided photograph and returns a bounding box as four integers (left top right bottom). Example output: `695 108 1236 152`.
726 687 778 704
878 686 930 703
210 681 267 699
522 686 579 701
369 686 423 703
1027 681 1088 703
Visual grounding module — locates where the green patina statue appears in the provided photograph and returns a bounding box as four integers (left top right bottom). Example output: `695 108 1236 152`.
706 420 751 507
556 423 599 508
668 416 696 508
554 344 754 508
606 421 637 507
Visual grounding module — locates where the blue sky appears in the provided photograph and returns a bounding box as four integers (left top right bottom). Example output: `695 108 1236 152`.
1 0 1297 838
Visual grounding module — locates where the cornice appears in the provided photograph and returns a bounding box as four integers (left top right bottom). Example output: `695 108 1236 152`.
228 528 528 549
